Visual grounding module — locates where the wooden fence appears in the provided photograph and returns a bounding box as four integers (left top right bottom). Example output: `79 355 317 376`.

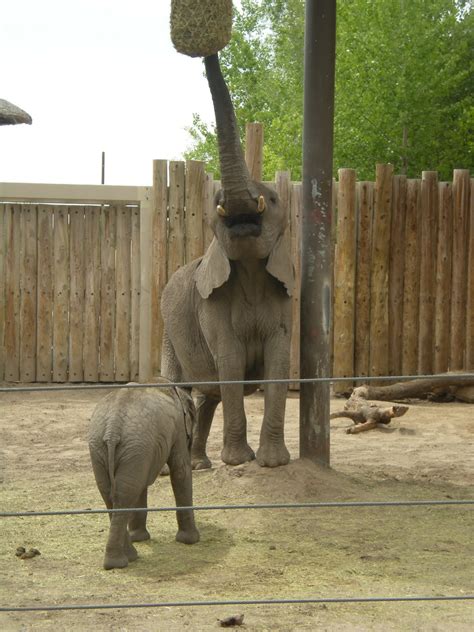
0 164 472 384
0 183 151 383
332 166 473 393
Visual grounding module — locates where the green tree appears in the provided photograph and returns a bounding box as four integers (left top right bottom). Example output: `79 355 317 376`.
185 0 473 180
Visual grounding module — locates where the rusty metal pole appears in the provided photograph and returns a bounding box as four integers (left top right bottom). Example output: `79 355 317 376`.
299 0 336 465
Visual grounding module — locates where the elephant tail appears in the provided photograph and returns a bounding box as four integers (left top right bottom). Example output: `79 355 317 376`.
105 436 120 502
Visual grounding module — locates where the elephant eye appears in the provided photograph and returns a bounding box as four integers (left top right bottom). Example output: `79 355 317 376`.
270 196 277 204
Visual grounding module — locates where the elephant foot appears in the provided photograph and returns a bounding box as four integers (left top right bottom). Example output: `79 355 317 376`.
221 442 255 466
176 528 200 545
103 552 129 570
256 441 290 467
128 527 151 542
191 453 212 470
125 541 138 562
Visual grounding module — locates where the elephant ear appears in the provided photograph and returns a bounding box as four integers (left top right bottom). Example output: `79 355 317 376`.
173 387 195 441
194 237 231 299
266 230 294 297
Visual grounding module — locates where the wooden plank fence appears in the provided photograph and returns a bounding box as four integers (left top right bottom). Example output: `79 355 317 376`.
0 183 148 383
0 165 472 384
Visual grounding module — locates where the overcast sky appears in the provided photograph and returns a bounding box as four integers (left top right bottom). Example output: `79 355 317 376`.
1 0 220 185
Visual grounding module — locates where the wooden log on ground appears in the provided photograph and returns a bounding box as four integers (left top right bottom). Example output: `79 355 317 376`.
357 373 474 402
330 385 409 434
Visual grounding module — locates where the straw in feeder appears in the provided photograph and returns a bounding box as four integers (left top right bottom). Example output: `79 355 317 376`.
170 0 233 58
0 99 32 126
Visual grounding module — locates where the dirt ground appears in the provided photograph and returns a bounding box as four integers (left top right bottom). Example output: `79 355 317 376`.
0 387 473 631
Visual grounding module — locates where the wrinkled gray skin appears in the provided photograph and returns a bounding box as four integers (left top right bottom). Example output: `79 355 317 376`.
88 383 200 570
161 54 294 471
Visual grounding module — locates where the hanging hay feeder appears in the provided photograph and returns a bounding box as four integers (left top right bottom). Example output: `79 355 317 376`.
0 99 32 126
170 0 233 58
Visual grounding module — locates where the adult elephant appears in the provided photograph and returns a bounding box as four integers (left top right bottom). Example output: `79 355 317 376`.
161 53 294 470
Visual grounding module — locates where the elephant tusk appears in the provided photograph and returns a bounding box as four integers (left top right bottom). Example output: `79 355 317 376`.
217 204 227 217
257 195 266 213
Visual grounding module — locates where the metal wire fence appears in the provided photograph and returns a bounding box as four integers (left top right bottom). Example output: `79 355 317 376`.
1 372 473 393
1 498 473 518
2 595 473 613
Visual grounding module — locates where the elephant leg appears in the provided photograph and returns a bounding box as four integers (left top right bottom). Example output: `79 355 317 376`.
168 447 200 545
191 394 220 470
123 530 138 563
256 337 291 467
218 354 255 465
128 487 151 542
104 508 131 570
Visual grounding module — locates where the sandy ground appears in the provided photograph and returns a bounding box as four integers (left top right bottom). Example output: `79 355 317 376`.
0 387 473 631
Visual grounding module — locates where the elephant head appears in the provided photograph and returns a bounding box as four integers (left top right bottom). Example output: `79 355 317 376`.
196 54 293 297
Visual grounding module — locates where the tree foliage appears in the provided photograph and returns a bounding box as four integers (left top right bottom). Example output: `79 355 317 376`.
185 0 473 180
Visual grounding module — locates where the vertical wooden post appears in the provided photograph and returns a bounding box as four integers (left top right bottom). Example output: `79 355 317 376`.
83 206 101 382
275 170 291 219
245 122 264 181
355 181 374 379
402 180 421 376
130 206 141 381
185 160 205 263
434 182 453 373
370 163 393 379
330 178 338 376
19 204 38 382
466 178 474 369
168 161 186 278
290 182 302 388
300 0 336 466
115 205 132 381
275 170 295 384
203 173 215 250
450 169 470 369
389 175 407 376
418 171 438 374
0 205 4 381
139 188 153 382
52 206 69 382
333 168 356 394
4 205 21 381
69 206 85 382
99 206 116 381
151 159 168 376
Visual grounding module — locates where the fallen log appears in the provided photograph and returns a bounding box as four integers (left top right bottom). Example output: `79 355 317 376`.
357 374 474 402
330 386 409 434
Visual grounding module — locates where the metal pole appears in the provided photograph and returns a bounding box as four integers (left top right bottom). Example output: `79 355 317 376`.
101 151 105 184
299 0 336 465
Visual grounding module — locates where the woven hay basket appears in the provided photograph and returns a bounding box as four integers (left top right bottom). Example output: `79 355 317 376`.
170 0 233 57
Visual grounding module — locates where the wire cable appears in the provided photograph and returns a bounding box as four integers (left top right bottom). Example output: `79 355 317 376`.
1 373 473 393
1 594 473 612
1 499 472 518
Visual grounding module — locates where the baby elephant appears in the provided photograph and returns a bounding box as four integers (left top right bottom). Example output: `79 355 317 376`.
88 382 200 570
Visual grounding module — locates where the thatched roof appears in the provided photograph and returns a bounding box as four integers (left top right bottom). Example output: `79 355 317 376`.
0 99 32 126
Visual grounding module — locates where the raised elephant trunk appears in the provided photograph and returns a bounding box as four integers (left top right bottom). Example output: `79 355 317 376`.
204 54 259 213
